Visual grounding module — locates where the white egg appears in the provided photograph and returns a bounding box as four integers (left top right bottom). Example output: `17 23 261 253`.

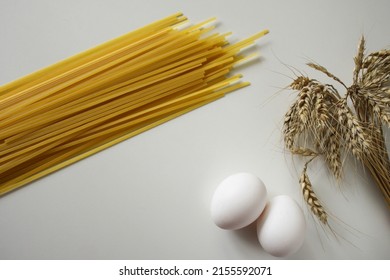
256 195 306 257
211 172 267 230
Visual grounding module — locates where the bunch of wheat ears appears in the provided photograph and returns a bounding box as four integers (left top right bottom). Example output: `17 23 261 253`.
283 37 390 225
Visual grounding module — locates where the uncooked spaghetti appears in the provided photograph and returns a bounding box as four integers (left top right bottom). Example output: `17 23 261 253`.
0 13 268 196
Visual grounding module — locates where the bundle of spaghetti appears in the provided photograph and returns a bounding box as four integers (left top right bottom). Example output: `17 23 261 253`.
0 12 268 196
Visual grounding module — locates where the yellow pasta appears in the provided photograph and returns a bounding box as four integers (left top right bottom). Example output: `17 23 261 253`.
0 12 268 196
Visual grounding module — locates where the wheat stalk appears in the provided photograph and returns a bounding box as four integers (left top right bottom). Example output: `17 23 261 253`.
283 36 390 225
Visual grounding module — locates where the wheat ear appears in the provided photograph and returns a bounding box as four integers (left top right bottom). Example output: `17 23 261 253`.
300 161 328 224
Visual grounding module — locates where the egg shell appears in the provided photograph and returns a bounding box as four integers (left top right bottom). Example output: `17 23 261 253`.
256 195 306 257
211 172 267 230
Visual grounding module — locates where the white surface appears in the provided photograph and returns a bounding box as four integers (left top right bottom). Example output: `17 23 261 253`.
0 0 389 259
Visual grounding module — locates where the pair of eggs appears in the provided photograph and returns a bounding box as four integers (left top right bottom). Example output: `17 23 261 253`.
210 172 306 257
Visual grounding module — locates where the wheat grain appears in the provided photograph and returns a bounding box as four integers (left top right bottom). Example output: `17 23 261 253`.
337 100 370 159
300 164 328 224
324 132 342 179
353 36 365 84
283 102 300 150
313 88 328 128
362 51 390 88
297 87 314 125
290 76 311 90
356 89 390 126
290 146 318 157
307 62 346 88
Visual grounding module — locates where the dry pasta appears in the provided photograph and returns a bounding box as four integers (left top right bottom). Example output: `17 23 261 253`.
0 12 268 196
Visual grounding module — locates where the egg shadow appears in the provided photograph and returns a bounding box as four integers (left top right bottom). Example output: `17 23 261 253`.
234 221 258 241
229 221 263 253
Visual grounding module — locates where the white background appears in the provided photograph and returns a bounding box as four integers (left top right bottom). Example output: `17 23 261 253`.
0 0 389 259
